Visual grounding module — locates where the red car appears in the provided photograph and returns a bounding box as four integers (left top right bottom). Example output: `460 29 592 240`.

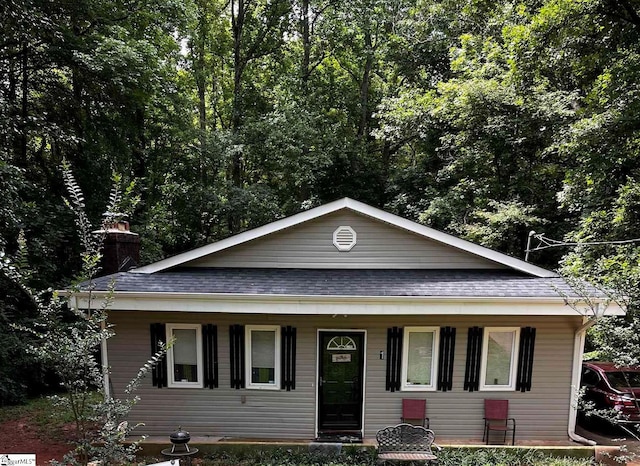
580 361 640 425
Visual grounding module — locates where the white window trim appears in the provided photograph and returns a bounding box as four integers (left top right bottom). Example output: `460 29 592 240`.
246 325 281 390
166 323 203 389
480 327 520 391
401 326 440 391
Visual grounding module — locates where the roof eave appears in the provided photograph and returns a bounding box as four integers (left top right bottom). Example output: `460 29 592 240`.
65 290 623 316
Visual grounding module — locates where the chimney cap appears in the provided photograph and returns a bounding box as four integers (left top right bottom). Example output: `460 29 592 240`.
103 211 128 221
92 213 138 235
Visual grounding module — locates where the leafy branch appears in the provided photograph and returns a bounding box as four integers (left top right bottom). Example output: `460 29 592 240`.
1 163 164 466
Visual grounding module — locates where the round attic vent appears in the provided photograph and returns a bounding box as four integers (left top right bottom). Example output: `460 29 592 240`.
333 226 357 251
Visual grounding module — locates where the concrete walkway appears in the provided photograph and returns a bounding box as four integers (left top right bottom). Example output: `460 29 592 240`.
576 424 640 465
131 434 594 457
133 435 582 448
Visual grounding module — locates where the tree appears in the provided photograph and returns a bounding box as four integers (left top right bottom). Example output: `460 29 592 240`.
522 0 640 366
374 1 576 263
4 0 640 409
1 163 166 465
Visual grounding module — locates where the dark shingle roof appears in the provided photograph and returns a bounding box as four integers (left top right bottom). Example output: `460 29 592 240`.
85 268 582 299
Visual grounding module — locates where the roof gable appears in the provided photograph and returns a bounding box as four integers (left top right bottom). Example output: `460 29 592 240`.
185 210 507 270
133 198 556 277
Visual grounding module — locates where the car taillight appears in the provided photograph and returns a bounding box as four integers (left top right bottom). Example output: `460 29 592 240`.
606 393 638 407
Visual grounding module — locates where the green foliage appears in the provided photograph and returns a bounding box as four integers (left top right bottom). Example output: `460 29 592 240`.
136 447 594 466
202 446 376 466
2 0 640 398
0 168 167 465
452 201 545 253
1 0 637 259
0 248 51 406
438 448 590 466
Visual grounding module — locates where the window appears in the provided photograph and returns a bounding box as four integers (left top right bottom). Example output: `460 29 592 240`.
327 336 357 350
480 327 520 391
581 368 600 388
166 324 203 388
605 371 640 389
401 327 439 391
246 325 280 389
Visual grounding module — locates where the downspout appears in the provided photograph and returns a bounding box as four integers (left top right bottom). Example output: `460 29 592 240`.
568 314 599 445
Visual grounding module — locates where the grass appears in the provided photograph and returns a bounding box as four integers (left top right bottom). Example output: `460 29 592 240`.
0 392 100 442
0 396 70 427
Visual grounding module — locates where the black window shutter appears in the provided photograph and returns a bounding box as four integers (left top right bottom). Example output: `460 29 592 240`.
437 326 456 391
386 327 403 392
281 326 297 391
150 323 167 388
203 324 218 389
463 326 483 392
516 327 536 392
229 324 245 389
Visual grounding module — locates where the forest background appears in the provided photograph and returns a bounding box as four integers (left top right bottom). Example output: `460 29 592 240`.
1 0 640 405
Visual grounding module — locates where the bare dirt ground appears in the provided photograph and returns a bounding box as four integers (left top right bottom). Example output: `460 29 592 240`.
0 416 72 466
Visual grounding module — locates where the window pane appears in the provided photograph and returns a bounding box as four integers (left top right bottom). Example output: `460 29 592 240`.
607 372 640 389
485 331 514 386
251 330 275 384
406 331 434 385
173 328 198 383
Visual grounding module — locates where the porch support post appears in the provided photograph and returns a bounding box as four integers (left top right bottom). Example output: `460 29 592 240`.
567 315 597 445
101 319 111 399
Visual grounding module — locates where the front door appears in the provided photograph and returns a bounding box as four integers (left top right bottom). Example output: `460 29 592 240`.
318 331 365 434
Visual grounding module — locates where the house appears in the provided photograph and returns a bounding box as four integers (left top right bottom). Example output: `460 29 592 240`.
69 198 622 443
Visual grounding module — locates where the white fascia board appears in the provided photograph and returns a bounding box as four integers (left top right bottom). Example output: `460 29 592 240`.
344 199 556 277
69 291 623 316
132 197 556 277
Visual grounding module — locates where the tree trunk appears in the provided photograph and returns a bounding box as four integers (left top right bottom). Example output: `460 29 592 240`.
20 40 28 161
228 0 246 233
231 0 245 187
358 29 373 139
132 106 146 179
300 0 310 92
195 0 208 183
7 48 19 163
71 65 85 161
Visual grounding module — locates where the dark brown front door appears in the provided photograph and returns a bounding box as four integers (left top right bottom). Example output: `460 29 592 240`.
318 331 365 433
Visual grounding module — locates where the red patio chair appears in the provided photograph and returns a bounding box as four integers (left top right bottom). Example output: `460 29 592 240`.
483 399 516 445
401 398 429 428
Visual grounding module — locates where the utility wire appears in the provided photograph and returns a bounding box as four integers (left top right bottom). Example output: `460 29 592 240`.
524 231 640 261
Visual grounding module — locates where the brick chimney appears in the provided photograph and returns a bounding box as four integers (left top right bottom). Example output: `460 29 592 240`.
97 218 140 276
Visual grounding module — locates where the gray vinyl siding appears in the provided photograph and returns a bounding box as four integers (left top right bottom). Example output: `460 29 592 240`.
187 211 506 269
108 312 578 442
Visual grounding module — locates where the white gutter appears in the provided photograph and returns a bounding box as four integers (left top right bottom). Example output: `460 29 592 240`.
568 316 598 445
61 289 623 317
59 290 588 304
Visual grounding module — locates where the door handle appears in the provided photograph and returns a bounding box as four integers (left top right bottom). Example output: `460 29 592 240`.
319 377 324 387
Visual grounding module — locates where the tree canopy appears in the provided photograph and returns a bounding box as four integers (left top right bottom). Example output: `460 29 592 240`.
2 0 640 402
